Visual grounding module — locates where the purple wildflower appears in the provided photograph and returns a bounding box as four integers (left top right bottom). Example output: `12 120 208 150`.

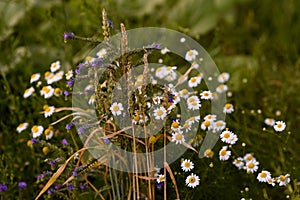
64 32 74 41
71 171 77 177
78 127 85 134
47 188 55 195
61 138 68 145
31 138 38 144
67 80 74 87
67 183 74 190
64 91 69 96
103 137 110 144
80 183 87 190
18 182 27 189
54 184 62 190
107 19 114 28
49 160 56 166
65 123 73 130
0 184 8 192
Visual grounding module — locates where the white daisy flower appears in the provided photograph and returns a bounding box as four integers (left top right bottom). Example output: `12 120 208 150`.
273 121 286 132
165 70 177 82
219 146 231 161
185 173 200 188
257 170 272 183
220 130 238 145
44 128 54 140
31 125 44 138
204 114 216 122
30 73 41 83
54 70 64 82
152 96 162 105
110 102 124 116
188 76 202 88
187 115 201 124
232 157 244 169
181 159 194 172
191 62 199 69
212 120 226 132
245 160 259 173
153 106 167 120
216 84 228 93
40 86 54 99
179 89 190 99
171 131 185 144
96 48 107 59
264 118 275 126
243 153 256 163
43 105 55 118
23 87 35 98
223 103 234 114
84 56 96 64
156 174 165 183
65 70 73 80
277 174 290 186
200 90 213 100
16 122 29 133
50 61 61 72
187 96 201 110
44 71 52 80
201 120 213 131
185 49 199 61
46 73 56 84
217 72 230 83
267 178 276 186
161 47 170 54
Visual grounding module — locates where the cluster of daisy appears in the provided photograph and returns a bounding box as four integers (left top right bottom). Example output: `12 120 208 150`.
180 159 200 188
264 118 286 132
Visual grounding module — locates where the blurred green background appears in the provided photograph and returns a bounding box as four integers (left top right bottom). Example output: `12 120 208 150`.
1 0 300 199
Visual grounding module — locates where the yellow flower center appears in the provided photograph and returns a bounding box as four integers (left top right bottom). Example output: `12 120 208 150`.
32 126 38 133
280 175 286 181
260 172 267 178
31 74 37 79
225 104 232 109
188 97 195 103
175 134 182 141
85 56 92 61
183 123 189 129
246 155 253 161
134 115 140 121
19 123 24 128
204 149 214 157
181 89 188 95
189 177 195 183
44 71 51 78
277 124 282 128
184 162 190 168
190 77 197 83
191 101 198 106
204 121 210 127
188 51 194 57
204 92 209 96
220 149 227 156
113 105 119 112
44 129 51 136
157 110 163 116
215 121 222 127
224 132 230 138
42 87 50 93
54 88 61 94
248 163 254 169
172 122 179 128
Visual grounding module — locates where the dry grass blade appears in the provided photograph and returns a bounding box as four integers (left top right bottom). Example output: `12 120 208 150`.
164 162 180 200
34 148 87 200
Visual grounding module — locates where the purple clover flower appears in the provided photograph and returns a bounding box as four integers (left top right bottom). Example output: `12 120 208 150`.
18 182 27 189
31 138 39 144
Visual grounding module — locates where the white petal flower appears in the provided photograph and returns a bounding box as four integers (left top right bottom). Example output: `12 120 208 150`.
181 159 194 172
50 61 61 72
23 87 35 98
30 73 41 83
219 146 231 161
185 173 200 188
16 122 29 133
153 106 167 120
110 102 124 116
31 125 44 138
273 121 286 132
185 50 199 61
257 170 272 183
